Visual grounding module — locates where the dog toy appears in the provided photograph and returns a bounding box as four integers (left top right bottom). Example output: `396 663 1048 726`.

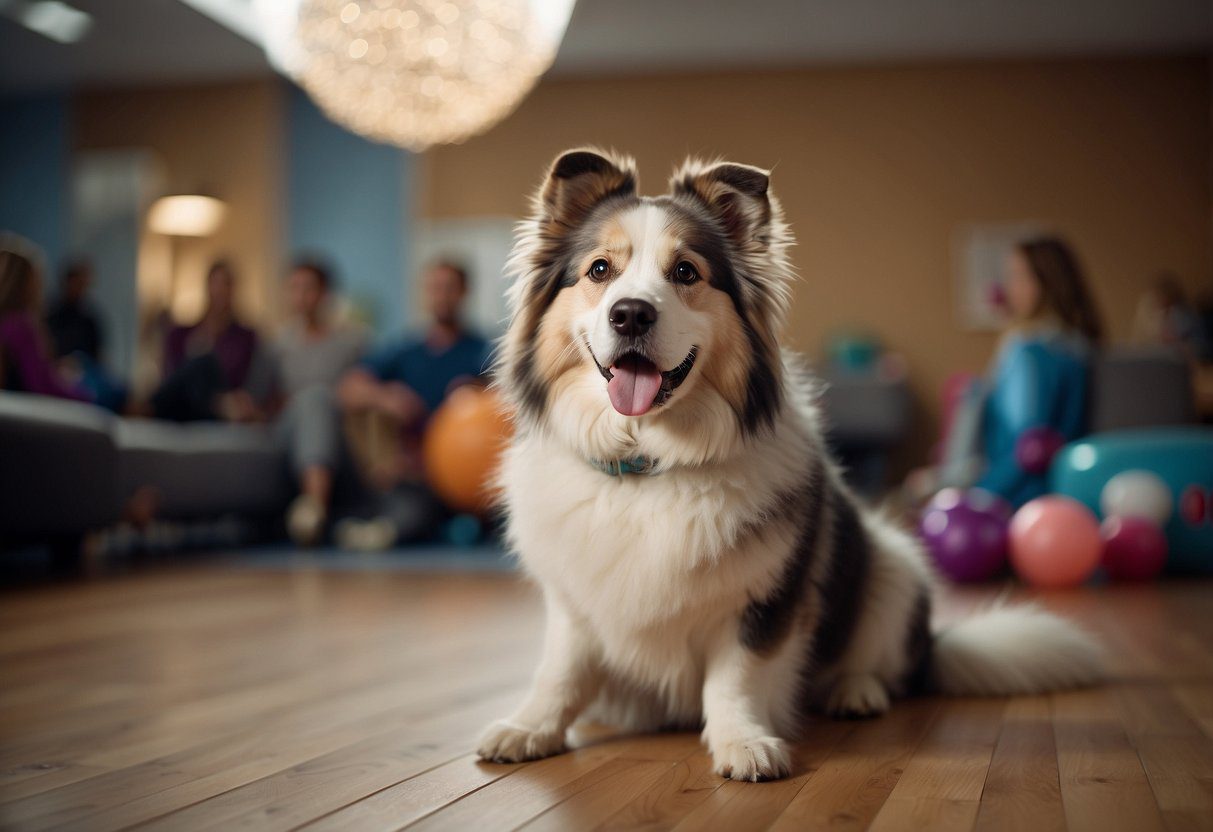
1008 495 1102 588
919 488 1010 583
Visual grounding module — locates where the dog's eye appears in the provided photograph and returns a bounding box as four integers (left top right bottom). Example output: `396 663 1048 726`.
673 261 701 285
588 258 611 281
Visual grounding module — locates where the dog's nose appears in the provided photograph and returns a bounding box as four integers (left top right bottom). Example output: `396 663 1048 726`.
609 298 658 338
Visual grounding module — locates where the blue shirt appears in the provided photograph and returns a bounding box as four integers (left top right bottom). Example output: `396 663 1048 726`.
976 328 1092 506
362 331 491 413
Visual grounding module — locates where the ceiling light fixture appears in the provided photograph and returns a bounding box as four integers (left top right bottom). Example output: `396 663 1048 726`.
147 195 227 238
255 0 575 151
0 0 92 44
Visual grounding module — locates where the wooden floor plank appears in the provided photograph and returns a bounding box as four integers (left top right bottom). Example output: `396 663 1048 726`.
0 668 527 831
1173 683 1213 740
128 689 522 832
403 745 632 831
866 698 1005 832
869 795 980 832
298 754 516 832
661 719 853 832
518 759 679 832
1115 684 1213 832
0 610 535 812
0 566 1209 832
1052 688 1168 832
769 698 941 832
592 749 723 831
0 578 535 768
974 696 1065 832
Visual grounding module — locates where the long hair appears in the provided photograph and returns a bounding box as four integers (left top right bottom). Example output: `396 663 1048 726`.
1017 237 1103 344
0 238 43 318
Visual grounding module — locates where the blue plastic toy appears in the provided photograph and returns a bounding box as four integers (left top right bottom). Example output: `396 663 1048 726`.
1050 427 1213 574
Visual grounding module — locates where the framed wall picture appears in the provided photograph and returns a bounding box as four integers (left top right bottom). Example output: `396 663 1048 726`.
409 216 516 337
952 221 1047 331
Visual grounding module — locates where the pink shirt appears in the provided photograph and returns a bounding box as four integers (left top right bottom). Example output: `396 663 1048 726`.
0 312 90 401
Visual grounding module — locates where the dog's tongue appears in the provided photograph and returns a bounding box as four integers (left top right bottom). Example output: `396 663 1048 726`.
608 354 663 416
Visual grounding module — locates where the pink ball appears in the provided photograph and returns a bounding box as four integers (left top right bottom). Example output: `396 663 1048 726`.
1101 516 1168 581
1008 496 1102 588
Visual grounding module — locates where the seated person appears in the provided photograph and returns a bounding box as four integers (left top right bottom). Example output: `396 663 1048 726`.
1131 272 1212 362
46 257 127 411
46 258 103 361
922 237 1103 507
151 260 260 422
270 259 366 545
335 260 490 548
0 238 91 402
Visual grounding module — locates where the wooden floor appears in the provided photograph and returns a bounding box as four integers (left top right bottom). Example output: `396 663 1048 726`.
1 564 1212 832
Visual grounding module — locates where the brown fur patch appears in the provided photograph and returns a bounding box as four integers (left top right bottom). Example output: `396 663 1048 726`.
542 149 637 229
671 161 772 248
573 216 633 304
658 213 716 284
533 288 582 388
691 285 752 417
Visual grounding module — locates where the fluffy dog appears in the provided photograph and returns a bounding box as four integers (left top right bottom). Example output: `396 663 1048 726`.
476 148 1103 781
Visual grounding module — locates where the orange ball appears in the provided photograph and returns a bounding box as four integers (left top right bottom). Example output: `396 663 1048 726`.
1008 495 1102 588
422 386 513 514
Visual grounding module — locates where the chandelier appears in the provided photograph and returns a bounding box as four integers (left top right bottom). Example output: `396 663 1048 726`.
261 0 574 150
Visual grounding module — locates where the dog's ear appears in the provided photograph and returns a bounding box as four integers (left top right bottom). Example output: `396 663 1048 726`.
671 160 772 248
540 148 638 229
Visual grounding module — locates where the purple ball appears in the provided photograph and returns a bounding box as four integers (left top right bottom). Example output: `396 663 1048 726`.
1014 426 1066 475
920 488 1011 582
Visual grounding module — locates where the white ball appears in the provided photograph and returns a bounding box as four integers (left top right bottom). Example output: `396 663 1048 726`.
1100 470 1173 525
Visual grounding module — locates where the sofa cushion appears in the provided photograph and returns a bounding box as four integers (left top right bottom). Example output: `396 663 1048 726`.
113 419 291 520
0 392 120 535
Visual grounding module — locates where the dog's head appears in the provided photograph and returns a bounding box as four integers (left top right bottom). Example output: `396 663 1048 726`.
497 148 794 463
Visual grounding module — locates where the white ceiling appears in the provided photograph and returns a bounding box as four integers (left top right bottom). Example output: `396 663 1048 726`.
554 0 1213 74
1 0 1209 95
0 0 269 93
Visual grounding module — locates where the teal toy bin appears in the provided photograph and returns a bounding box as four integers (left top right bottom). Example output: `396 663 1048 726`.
1050 427 1213 574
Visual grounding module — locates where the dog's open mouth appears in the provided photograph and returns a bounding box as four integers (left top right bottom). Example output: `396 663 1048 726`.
590 345 698 416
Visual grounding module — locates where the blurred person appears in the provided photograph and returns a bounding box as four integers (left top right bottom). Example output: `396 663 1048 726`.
46 258 103 361
1199 287 1213 350
272 259 366 545
334 260 491 549
339 260 489 424
914 237 1103 507
0 238 91 402
46 258 127 411
1132 271 1212 361
151 260 260 422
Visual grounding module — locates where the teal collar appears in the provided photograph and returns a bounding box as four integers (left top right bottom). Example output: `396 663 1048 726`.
589 456 658 476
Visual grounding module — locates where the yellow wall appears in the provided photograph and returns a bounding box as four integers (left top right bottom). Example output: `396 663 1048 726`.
419 56 1211 465
74 80 283 327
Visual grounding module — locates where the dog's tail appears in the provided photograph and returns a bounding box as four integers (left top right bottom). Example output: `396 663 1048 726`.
931 605 1105 696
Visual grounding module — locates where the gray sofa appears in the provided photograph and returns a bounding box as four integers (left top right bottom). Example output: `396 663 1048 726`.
0 391 291 541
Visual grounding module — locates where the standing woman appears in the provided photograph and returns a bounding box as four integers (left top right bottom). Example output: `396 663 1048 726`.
973 237 1104 506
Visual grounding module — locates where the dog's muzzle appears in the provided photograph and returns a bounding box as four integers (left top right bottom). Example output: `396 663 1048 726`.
588 342 698 416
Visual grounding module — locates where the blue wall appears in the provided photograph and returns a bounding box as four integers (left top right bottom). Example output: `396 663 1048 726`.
0 95 69 270
286 85 411 339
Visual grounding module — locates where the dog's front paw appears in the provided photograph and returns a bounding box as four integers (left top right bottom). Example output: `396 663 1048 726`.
711 736 791 782
476 720 566 763
825 673 890 719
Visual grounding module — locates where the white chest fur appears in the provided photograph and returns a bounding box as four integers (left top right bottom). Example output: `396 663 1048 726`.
501 420 810 693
